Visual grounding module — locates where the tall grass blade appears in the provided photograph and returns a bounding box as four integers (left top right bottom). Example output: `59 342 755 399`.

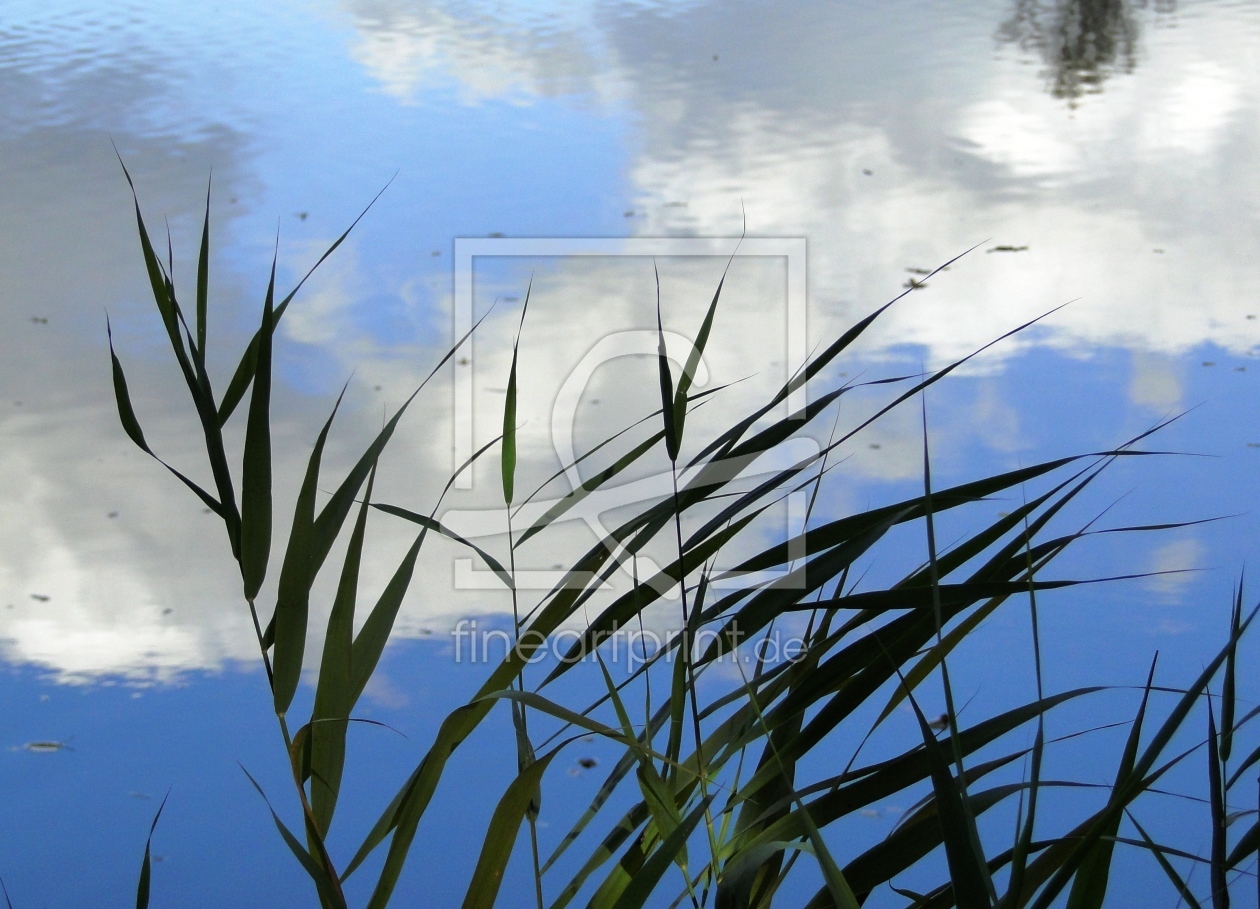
502 279 530 506
1126 812 1204 909
1221 578 1243 762
461 750 558 909
240 765 347 909
239 252 275 602
311 461 375 834
217 179 394 425
196 176 210 355
135 792 168 909
656 265 679 462
609 796 715 909
1207 705 1230 909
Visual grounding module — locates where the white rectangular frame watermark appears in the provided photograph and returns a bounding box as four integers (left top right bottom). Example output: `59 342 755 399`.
453 237 808 487
447 236 810 591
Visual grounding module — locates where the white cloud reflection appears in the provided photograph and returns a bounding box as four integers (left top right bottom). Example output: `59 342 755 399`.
3 0 1258 681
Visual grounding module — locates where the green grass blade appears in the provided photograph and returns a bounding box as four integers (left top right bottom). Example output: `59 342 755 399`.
655 265 679 462
671 267 725 452
217 179 394 425
311 461 375 834
273 386 348 716
609 795 714 909
502 278 530 506
1207 705 1230 909
240 764 346 909
1126 812 1205 909
349 530 426 704
1221 578 1243 762
135 791 168 909
196 176 210 355
461 749 558 909
239 251 275 602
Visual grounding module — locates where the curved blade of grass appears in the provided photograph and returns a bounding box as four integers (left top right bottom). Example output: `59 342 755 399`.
107 319 225 517
1028 603 1258 909
655 264 679 462
240 764 347 909
196 176 210 355
461 749 559 909
135 791 169 909
1221 578 1243 762
609 795 714 909
502 279 530 506
217 179 394 425
1207 705 1229 909
311 460 375 834
239 251 275 602
1126 812 1205 909
349 529 427 705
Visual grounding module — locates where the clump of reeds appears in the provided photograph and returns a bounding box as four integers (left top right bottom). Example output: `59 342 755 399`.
109 168 1259 909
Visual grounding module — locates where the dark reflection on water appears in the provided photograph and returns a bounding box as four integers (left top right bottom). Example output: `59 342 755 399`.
998 0 1175 103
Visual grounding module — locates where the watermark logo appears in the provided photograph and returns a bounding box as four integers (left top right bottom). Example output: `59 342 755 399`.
451 619 808 669
444 238 811 590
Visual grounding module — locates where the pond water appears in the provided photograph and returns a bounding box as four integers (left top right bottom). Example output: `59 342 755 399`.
2 0 1259 905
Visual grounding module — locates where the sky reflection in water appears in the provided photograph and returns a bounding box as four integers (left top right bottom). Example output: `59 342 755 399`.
1 0 1258 903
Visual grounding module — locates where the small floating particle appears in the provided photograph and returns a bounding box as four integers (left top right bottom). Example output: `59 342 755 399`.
577 757 598 769
202 508 211 514
860 809 880 818
108 511 119 519
868 443 881 450
1203 361 1216 367
1247 315 1256 320
986 245 1028 253
590 398 600 405
30 594 49 602
906 267 931 275
664 201 688 208
928 714 950 733
420 628 432 635
1235 367 1246 372
296 211 308 221
488 232 504 238
431 250 441 257
903 278 927 290
712 54 719 61
504 296 519 302
862 168 873 176
162 608 173 615
1248 442 1260 448
128 791 152 799
551 563 564 570
31 316 47 324
1152 248 1164 254
21 741 70 753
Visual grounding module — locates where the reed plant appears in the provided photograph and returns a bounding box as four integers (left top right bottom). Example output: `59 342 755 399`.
110 169 1260 908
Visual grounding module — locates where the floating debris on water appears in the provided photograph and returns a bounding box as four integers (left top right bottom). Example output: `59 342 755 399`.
986 245 1029 253
928 713 950 732
30 316 47 324
860 809 881 818
903 278 927 290
29 594 49 602
1203 361 1216 367
577 757 598 769
906 267 931 275
129 791 152 800
14 741 72 753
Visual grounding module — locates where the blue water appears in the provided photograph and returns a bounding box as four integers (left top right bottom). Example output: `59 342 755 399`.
2 0 1259 905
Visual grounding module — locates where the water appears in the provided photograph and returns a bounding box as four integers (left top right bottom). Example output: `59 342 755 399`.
2 0 1259 904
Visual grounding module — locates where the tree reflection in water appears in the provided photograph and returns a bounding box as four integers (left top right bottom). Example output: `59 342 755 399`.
998 0 1175 104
